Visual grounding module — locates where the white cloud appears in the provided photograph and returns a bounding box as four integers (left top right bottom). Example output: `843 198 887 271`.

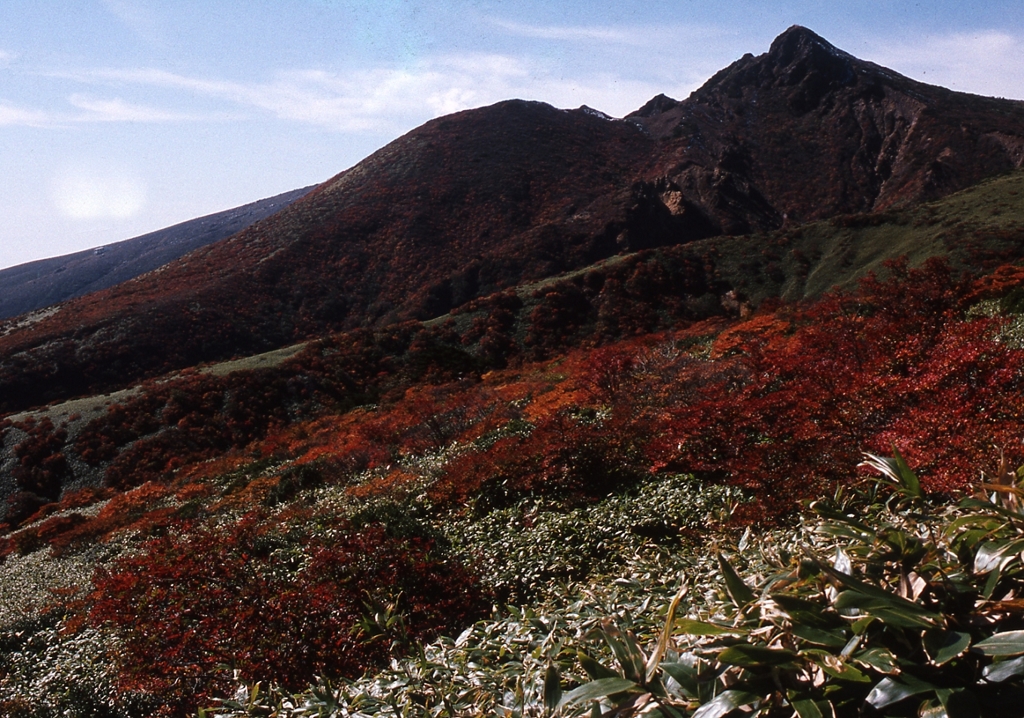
487 18 650 44
866 30 1024 100
0 101 52 127
68 93 224 122
63 53 676 132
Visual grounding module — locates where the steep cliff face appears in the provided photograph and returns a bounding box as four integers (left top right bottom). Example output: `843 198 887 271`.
629 26 1024 232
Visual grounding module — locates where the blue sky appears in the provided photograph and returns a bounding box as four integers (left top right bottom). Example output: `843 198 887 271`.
1 1 1023 269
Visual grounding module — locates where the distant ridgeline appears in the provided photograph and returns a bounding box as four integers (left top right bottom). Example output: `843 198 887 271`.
0 185 313 321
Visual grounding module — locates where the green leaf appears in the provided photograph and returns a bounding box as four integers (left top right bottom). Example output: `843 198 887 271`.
717 644 798 668
869 606 938 629
690 690 762 718
718 554 755 607
974 538 1024 574
659 662 698 695
578 651 620 681
822 567 935 615
600 621 647 683
790 624 848 649
647 581 688 682
892 447 924 499
790 697 824 718
974 630 1024 657
543 663 562 712
561 677 641 706
861 449 923 499
937 687 981 718
772 594 838 629
865 675 937 709
923 630 971 666
675 618 747 636
982 654 1024 682
808 654 871 683
834 591 937 628
852 646 899 674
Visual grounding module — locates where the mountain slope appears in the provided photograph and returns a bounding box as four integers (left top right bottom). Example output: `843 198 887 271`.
627 26 1024 233
2 27 1024 415
0 186 313 321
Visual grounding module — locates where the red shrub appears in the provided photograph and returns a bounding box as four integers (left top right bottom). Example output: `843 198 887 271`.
89 512 487 717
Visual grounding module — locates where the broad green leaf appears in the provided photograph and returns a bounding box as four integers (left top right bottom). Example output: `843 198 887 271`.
600 621 647 683
851 616 877 635
691 690 762 718
865 675 937 709
982 565 1002 600
543 663 562 712
892 447 924 499
660 662 698 695
717 644 798 667
808 654 871 683
923 630 971 666
860 450 923 499
983 654 1024 682
771 593 828 614
946 513 1002 535
561 677 641 706
790 697 824 718
974 630 1024 657
790 624 848 649
578 651 620 681
675 618 748 636
937 687 981 718
834 591 937 627
853 646 898 674
869 606 938 629
718 554 755 607
974 538 1024 574
772 594 837 629
822 567 935 615
810 504 876 535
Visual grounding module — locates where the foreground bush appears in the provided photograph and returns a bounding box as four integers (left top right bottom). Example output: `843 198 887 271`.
89 510 487 717
208 453 1024 717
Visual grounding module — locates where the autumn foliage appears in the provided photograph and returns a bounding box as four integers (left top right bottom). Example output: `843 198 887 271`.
88 511 487 717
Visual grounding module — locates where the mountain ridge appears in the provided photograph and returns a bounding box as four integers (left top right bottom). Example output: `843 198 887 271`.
0 186 314 321
2 27 1024 415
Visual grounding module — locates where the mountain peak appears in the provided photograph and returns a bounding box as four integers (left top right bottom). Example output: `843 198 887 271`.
767 25 848 64
763 26 857 87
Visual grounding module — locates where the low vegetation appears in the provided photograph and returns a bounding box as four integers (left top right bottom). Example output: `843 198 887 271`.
6 229 1024 713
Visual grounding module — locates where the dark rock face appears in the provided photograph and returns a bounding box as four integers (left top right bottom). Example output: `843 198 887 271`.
629 25 1024 230
2 27 1024 414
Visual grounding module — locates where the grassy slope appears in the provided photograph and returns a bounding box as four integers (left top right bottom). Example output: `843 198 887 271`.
700 168 1024 305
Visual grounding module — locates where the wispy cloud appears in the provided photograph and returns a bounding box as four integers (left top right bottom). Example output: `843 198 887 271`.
0 101 53 127
68 94 224 122
55 54 670 131
866 30 1024 100
487 18 650 44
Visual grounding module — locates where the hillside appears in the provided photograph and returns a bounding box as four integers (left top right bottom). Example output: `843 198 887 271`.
0 186 313 321
4 26 1024 716
2 28 1024 416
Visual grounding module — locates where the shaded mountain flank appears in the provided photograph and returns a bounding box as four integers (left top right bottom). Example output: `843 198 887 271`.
0 186 314 321
2 25 1024 414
